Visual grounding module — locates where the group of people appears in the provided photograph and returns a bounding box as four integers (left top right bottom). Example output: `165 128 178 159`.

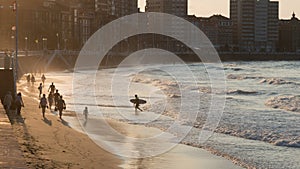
39 82 66 119
27 74 46 86
3 91 25 115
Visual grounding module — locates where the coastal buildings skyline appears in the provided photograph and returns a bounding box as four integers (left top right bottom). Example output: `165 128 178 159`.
0 0 299 53
139 0 300 19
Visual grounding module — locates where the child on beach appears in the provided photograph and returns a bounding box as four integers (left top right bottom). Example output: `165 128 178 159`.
39 94 48 118
83 107 88 121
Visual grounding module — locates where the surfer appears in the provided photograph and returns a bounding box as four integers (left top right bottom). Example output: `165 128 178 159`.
134 94 143 113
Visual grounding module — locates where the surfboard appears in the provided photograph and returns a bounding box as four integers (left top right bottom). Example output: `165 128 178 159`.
130 99 147 104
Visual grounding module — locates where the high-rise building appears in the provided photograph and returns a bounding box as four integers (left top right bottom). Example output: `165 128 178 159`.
279 13 300 52
94 0 138 30
230 0 279 52
145 0 187 17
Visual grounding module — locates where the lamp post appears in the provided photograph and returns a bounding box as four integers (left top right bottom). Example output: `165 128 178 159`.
42 37 47 50
13 0 18 95
35 39 39 50
64 38 67 50
56 33 60 50
24 37 28 51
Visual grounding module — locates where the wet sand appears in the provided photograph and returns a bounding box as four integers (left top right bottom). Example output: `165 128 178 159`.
9 94 121 169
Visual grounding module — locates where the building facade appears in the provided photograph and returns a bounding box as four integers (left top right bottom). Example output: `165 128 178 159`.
279 13 300 52
230 0 278 52
145 0 187 17
198 15 233 51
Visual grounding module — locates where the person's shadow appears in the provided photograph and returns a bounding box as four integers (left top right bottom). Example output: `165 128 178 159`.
42 117 52 126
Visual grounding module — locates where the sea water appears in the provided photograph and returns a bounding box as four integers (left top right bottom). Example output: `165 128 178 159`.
28 61 300 169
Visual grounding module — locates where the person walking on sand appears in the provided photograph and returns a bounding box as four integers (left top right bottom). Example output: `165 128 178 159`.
53 90 60 109
39 94 48 118
38 83 43 97
47 93 53 110
57 96 66 119
48 82 56 94
41 74 46 85
31 74 35 85
3 91 13 113
83 107 88 121
15 92 24 115
26 74 31 83
134 94 143 114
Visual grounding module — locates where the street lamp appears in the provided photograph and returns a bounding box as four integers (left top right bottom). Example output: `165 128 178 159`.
64 38 67 50
56 33 60 50
24 37 28 51
35 39 39 50
42 37 47 50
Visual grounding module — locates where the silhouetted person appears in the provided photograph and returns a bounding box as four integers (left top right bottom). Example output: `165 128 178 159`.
48 82 56 94
38 83 43 97
31 74 35 85
57 96 66 119
3 91 13 113
15 92 24 115
83 107 88 121
26 74 31 83
39 94 48 118
134 94 143 114
53 90 60 109
48 93 53 110
41 74 46 85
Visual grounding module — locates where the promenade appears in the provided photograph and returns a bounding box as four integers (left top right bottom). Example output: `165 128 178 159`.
0 108 27 168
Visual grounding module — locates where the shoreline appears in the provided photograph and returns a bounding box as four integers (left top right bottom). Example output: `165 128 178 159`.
13 77 245 169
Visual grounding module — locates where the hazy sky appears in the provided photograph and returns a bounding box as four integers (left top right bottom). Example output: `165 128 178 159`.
138 0 300 19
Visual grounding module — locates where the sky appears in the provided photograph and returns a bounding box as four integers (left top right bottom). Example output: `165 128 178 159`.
138 0 300 19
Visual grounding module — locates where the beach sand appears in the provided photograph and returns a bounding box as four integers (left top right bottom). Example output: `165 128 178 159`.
9 95 121 169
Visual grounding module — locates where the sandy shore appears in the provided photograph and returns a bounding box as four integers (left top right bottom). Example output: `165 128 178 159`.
8 94 121 169
12 76 244 169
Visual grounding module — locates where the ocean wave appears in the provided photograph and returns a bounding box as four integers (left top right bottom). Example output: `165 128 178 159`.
265 95 300 113
274 140 300 148
259 78 296 85
227 89 259 95
227 74 258 80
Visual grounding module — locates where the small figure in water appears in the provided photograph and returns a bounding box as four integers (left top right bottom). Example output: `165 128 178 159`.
41 74 46 85
26 74 31 83
83 107 88 121
47 93 53 110
134 94 143 114
57 96 66 119
15 92 25 115
31 74 35 86
39 94 48 118
48 82 56 94
38 83 43 97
